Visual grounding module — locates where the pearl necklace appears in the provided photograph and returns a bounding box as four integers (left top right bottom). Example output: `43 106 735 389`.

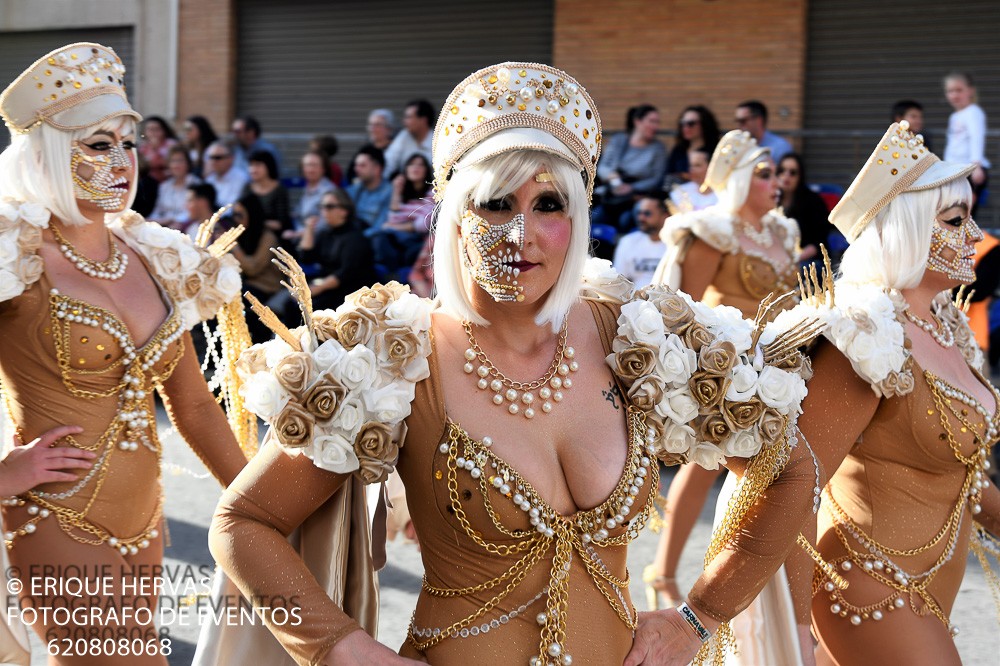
904 306 955 348
50 222 128 280
462 318 578 419
740 218 773 248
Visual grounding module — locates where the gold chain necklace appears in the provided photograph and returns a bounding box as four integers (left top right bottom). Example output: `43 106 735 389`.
904 307 955 349
462 317 577 419
50 222 128 280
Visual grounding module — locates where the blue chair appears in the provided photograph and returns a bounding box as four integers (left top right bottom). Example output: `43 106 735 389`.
590 223 618 245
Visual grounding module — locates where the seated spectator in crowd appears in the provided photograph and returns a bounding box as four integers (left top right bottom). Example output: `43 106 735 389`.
308 134 344 185
182 115 218 177
130 157 158 218
776 152 832 264
230 194 284 343
383 99 435 178
183 183 218 240
668 147 717 213
295 189 376 313
347 109 397 183
295 150 337 230
595 104 667 230
734 100 792 162
204 140 249 207
665 105 720 182
151 145 201 230
612 196 668 288
241 150 292 244
892 100 929 150
138 115 178 182
347 145 392 235
231 115 282 174
374 153 433 275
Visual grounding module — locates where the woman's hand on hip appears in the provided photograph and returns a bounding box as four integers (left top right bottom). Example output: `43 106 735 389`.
623 608 706 666
0 425 94 496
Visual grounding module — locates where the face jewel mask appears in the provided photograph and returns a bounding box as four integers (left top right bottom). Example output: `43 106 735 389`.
460 208 525 302
926 214 983 284
71 141 132 211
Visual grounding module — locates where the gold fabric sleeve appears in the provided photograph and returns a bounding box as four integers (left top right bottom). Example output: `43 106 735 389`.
688 340 881 622
157 331 248 486
209 442 363 666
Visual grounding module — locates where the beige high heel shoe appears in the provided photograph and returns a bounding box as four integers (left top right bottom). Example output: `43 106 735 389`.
643 565 683 610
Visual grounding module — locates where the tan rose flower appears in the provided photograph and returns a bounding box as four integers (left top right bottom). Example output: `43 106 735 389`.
301 371 348 421
689 370 728 411
378 326 422 378
878 369 915 398
17 224 42 252
273 400 314 448
849 310 876 335
180 272 204 300
197 255 221 277
197 286 226 318
758 408 786 446
698 413 731 445
683 322 713 352
614 343 658 384
698 340 737 377
335 308 378 349
627 374 665 412
313 313 339 343
237 345 268 378
354 421 399 484
14 255 43 285
345 284 397 313
648 291 695 332
722 397 765 431
274 352 316 394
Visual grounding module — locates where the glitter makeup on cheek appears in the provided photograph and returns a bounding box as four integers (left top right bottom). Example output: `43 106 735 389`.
71 142 132 211
460 209 525 302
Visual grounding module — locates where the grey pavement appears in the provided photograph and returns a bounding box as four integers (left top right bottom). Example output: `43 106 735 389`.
12 429 1000 665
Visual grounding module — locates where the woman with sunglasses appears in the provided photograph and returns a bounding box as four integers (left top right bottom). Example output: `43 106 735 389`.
776 153 833 264
296 189 375 311
647 130 806 662
666 106 721 184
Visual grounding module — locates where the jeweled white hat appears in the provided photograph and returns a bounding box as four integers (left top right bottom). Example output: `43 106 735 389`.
702 129 769 194
432 62 602 202
830 121 976 242
0 42 140 135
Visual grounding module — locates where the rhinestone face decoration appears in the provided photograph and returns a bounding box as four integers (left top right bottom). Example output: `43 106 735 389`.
460 209 525 302
926 214 983 284
71 141 132 211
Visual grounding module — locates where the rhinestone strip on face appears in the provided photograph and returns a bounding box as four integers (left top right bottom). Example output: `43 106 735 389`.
926 215 983 284
460 209 525 302
71 141 132 211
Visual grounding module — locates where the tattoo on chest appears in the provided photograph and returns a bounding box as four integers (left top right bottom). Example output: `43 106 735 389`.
602 382 623 410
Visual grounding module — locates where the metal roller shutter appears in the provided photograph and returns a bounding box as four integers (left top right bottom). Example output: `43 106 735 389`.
236 0 553 168
803 0 1000 223
0 28 135 149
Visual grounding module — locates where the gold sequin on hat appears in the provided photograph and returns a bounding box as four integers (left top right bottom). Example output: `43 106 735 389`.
432 62 602 203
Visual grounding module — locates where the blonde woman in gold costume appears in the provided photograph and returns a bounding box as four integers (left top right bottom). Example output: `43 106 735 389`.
0 44 246 664
645 131 801 632
780 122 1000 664
208 63 825 666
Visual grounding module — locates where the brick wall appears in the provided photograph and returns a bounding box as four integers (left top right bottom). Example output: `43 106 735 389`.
553 0 807 146
176 0 235 133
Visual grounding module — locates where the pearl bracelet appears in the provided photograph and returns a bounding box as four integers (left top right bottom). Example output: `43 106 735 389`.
677 602 711 643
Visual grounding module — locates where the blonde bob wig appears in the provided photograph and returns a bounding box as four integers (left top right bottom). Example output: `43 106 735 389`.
838 177 973 289
0 115 138 226
433 149 590 333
